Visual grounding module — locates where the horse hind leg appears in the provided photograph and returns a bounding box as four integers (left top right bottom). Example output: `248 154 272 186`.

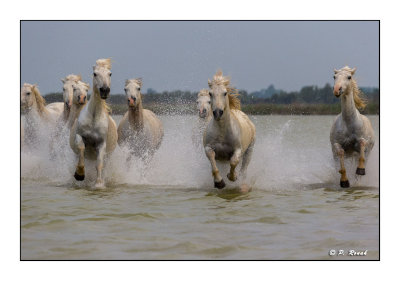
239 140 255 180
74 134 85 181
334 143 349 188
356 138 367 175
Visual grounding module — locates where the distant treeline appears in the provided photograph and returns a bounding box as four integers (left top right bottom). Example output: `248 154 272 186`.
44 83 379 115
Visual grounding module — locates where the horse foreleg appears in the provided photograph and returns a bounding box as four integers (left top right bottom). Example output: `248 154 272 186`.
356 138 367 175
74 134 85 181
227 148 241 182
94 142 107 189
240 140 255 180
205 146 225 189
334 143 349 188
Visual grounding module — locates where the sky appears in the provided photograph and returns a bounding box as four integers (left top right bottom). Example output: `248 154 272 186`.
21 21 379 94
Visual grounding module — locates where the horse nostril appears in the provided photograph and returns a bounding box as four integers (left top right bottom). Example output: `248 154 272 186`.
339 87 342 92
202 109 206 114
133 97 136 101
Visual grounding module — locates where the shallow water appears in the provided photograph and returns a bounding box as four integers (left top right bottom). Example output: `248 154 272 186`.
21 115 379 260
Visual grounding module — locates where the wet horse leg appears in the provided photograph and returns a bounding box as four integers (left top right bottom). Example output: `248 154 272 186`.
356 138 367 175
205 146 225 189
94 142 106 188
240 140 255 180
227 148 241 182
334 143 349 187
74 134 85 181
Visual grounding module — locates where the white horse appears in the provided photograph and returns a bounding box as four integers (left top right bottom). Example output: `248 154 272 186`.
67 80 89 128
21 83 63 145
192 89 212 150
117 78 164 161
203 70 256 189
60 74 82 123
330 66 375 187
70 59 118 188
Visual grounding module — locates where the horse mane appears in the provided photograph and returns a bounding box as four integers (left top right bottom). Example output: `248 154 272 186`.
351 79 367 110
95 58 112 70
31 85 47 116
208 70 241 110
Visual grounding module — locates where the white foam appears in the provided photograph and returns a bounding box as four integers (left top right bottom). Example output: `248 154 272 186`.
21 115 379 190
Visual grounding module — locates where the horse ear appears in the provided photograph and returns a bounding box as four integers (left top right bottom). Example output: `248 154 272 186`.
84 82 90 89
208 79 212 88
125 79 130 87
351 67 356 75
61 78 65 83
136 78 143 87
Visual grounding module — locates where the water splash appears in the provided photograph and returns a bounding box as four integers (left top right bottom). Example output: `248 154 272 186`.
21 115 379 190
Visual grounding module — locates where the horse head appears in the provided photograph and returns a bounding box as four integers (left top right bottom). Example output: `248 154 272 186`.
93 58 112 99
125 78 143 109
197 89 211 119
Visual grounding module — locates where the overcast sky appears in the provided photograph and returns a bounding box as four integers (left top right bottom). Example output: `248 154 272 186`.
21 21 378 94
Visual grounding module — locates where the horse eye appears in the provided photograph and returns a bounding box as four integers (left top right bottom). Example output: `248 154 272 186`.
224 92 227 96
347 76 351 80
137 87 141 91
93 73 97 77
124 89 127 93
333 76 336 79
26 92 31 96
208 101 211 104
109 73 112 77
209 92 212 97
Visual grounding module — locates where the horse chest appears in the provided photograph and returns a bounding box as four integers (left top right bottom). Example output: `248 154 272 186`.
213 142 234 160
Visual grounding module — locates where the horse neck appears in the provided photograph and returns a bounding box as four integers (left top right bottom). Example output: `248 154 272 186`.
68 103 84 128
63 103 70 121
340 86 360 124
128 103 144 130
28 97 49 123
87 87 106 118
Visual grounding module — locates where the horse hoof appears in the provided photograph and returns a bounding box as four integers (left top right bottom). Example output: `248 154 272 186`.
227 173 237 182
214 179 226 189
356 168 365 175
340 180 350 188
74 172 85 181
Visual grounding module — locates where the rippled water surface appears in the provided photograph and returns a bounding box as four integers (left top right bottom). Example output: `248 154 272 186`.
21 115 379 260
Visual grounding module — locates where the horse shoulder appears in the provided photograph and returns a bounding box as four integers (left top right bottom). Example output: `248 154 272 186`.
231 109 255 141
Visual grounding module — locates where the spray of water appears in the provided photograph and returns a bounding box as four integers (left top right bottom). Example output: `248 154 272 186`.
21 115 379 190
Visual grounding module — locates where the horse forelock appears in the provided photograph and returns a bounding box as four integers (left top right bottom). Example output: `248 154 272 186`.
197 89 209 98
64 74 82 83
95 58 112 70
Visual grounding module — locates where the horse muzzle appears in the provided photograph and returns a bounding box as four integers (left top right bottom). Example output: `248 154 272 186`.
213 109 224 121
99 87 110 99
199 108 208 118
333 86 343 97
78 95 86 105
128 96 136 107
